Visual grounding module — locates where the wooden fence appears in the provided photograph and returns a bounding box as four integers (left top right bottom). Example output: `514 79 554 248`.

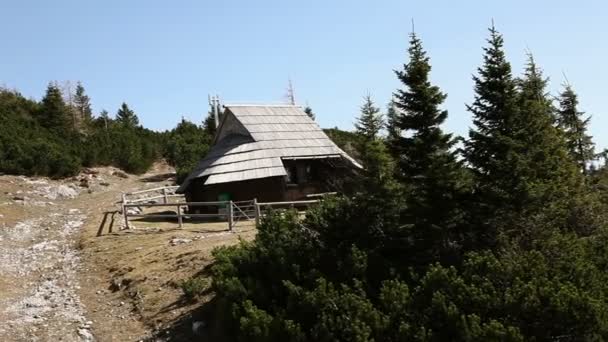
122 185 182 205
120 186 320 231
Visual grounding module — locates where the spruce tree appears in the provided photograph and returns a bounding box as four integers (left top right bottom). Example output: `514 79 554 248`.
393 32 467 265
203 109 217 138
73 82 93 130
512 55 581 207
39 82 69 131
354 95 383 140
465 27 583 244
354 95 392 186
304 106 316 120
556 84 595 175
464 25 521 210
116 102 139 128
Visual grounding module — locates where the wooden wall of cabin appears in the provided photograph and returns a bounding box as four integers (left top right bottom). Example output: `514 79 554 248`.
183 158 356 213
185 176 287 213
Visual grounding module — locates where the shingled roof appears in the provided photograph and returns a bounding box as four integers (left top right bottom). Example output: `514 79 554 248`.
176 104 360 193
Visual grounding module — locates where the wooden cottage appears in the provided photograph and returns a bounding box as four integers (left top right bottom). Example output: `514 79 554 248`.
176 105 361 205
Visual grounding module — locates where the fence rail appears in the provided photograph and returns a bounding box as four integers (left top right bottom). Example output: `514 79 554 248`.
123 186 182 206
120 187 321 231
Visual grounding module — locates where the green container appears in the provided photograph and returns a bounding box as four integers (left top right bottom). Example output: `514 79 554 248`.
218 193 231 208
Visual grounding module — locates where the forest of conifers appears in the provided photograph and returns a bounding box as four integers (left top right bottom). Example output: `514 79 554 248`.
0 80 218 182
208 27 608 341
2 24 608 341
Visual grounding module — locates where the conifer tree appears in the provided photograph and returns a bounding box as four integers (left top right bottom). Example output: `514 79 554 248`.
39 82 69 131
512 56 581 206
393 32 467 264
556 84 595 175
166 118 211 183
304 106 316 120
354 95 384 140
465 27 582 243
464 25 521 210
73 82 93 130
203 109 217 138
354 95 392 186
116 102 139 128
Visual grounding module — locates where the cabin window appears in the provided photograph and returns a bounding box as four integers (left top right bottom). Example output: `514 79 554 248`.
305 165 313 181
286 165 298 185
305 164 321 182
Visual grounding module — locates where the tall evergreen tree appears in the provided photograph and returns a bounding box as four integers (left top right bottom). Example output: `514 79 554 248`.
464 25 521 211
39 82 69 131
73 82 93 130
304 106 316 120
556 84 595 175
116 102 139 128
510 56 582 208
393 32 467 264
354 95 384 140
465 27 583 244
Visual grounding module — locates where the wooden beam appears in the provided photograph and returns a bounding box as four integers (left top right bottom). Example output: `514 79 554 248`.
121 193 130 230
228 201 234 231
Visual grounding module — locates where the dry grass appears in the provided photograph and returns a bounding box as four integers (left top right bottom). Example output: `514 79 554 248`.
0 163 255 341
76 163 256 340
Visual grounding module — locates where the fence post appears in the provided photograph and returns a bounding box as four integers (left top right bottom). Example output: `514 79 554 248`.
176 204 183 228
228 201 234 232
162 188 168 204
254 198 260 227
121 193 130 230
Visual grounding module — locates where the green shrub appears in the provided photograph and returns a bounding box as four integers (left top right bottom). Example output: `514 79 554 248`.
180 276 211 300
210 199 608 341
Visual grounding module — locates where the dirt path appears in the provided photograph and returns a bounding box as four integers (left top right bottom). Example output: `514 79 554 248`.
0 168 154 341
0 176 98 341
0 207 92 341
0 163 253 341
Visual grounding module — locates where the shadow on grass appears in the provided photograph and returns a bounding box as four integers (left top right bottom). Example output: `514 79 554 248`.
147 266 230 341
97 210 119 236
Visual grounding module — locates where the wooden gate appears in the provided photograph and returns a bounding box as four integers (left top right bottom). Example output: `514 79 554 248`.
230 200 257 228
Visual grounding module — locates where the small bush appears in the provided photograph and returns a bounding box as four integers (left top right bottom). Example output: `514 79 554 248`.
180 276 210 300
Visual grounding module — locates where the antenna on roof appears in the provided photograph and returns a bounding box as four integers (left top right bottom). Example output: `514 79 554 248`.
286 78 296 105
208 94 221 128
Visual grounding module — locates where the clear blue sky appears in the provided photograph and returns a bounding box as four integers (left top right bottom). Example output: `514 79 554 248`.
1 0 606 150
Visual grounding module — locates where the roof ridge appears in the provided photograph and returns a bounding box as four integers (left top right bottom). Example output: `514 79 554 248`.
224 104 303 108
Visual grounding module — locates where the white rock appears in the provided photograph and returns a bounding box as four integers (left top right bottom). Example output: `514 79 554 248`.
33 185 79 200
126 207 141 215
170 238 192 246
77 328 94 341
